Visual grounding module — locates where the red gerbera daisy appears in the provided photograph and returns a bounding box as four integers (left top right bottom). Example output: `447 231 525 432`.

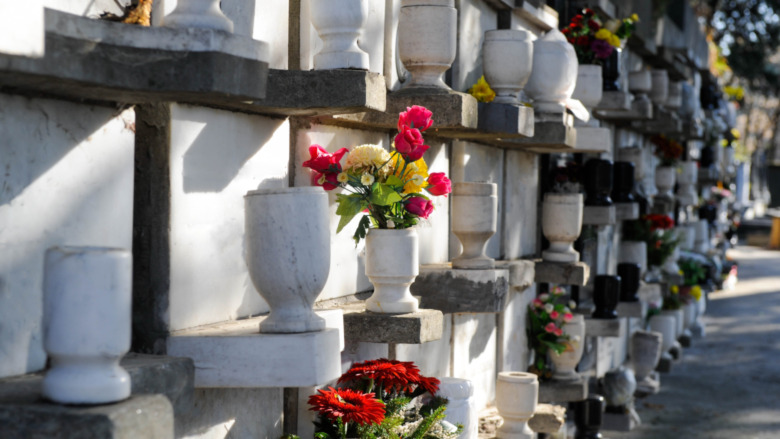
339 359 439 395
308 387 385 426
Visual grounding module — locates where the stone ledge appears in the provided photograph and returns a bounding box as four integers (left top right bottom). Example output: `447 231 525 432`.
411 264 510 314
584 316 626 338
0 395 173 439
166 310 343 388
574 126 612 153
329 88 478 134
339 303 443 344
631 105 683 135
534 260 590 286
638 282 663 302
616 301 646 319
529 403 566 433
0 9 269 105
538 379 587 404
504 112 577 152
583 205 616 226
0 355 194 417
602 411 638 432
495 259 536 291
594 91 632 113
615 202 640 221
593 97 653 121
469 102 534 139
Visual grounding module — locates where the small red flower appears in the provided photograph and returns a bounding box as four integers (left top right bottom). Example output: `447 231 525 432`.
308 387 385 426
572 14 584 25
394 126 430 162
588 19 600 31
426 172 452 197
312 171 340 191
339 359 439 395
405 197 434 218
398 105 433 132
303 145 348 174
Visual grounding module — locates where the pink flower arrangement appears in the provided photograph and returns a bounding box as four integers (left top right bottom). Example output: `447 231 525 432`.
526 285 578 378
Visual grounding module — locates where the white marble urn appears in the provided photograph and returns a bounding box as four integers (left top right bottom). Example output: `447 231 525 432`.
618 146 646 180
438 378 478 439
245 187 329 333
676 161 698 206
365 228 420 313
549 314 585 382
163 0 234 32
650 69 669 104
495 372 538 439
482 29 534 104
655 165 677 198
628 70 652 100
525 29 578 114
452 182 497 269
310 0 370 70
541 193 584 262
694 219 710 253
648 314 676 361
572 65 603 112
630 330 663 383
398 0 457 90
42 246 132 405
619 240 648 277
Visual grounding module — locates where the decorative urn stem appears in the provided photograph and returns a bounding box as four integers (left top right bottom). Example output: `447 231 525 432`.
592 275 620 319
310 0 370 70
452 182 497 269
42 246 132 404
365 228 420 313
549 314 585 382
676 161 698 206
572 64 603 126
398 0 457 90
628 70 652 103
650 69 669 105
245 187 329 333
541 193 584 262
163 0 234 32
525 29 578 114
495 372 538 439
483 30 534 104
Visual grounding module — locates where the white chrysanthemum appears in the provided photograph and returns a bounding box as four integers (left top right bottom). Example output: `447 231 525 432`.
361 173 375 186
344 144 393 177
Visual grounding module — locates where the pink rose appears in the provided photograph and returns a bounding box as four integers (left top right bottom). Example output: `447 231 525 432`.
312 171 340 191
554 328 563 337
563 313 573 322
426 173 452 197
394 126 429 161
398 105 433 132
405 197 434 218
550 310 559 319
532 298 543 308
544 322 558 334
303 145 348 173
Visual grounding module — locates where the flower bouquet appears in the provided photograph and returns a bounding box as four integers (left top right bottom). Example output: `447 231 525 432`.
526 286 579 378
624 214 679 267
650 135 684 166
294 358 461 439
678 258 706 304
562 8 637 65
303 106 452 244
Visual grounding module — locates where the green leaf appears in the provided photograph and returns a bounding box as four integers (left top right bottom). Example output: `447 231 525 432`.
352 215 371 245
369 183 403 206
384 175 404 188
336 194 365 233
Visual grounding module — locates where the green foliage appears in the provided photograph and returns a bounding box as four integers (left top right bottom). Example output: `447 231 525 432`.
679 258 707 286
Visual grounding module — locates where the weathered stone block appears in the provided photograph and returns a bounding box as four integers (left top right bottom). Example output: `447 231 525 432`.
584 317 626 338
631 105 683 135
0 395 173 439
574 126 611 153
166 312 342 388
473 102 534 138
616 301 646 319
538 379 587 404
615 202 640 221
507 113 577 152
340 303 444 344
602 411 638 432
594 91 631 112
411 264 510 314
595 97 653 121
529 404 566 433
534 261 590 286
583 205 617 226
495 260 536 291
0 9 269 105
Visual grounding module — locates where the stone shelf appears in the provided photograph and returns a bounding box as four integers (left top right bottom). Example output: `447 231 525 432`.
0 9 269 106
410 263 510 314
602 411 639 432
631 105 683 135
529 404 566 434
495 259 536 291
615 202 640 221
328 88 477 135
574 126 611 153
166 310 343 388
594 91 632 113
0 354 194 417
583 205 616 226
593 97 653 121
339 302 444 344
0 395 174 439
538 379 587 403
616 301 647 319
534 260 590 286
584 316 626 338
503 112 577 152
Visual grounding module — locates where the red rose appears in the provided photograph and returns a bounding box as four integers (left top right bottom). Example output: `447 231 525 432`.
588 19 600 30
426 172 451 197
405 197 434 218
302 145 348 173
572 14 584 25
397 105 433 132
394 126 429 161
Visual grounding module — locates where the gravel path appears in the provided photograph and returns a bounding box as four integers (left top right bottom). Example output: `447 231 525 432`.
608 245 780 439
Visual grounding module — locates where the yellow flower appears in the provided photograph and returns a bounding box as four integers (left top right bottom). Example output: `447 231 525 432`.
595 28 612 41
345 144 393 178
337 172 348 183
608 34 622 48
670 285 679 295
630 13 639 22
361 173 375 186
392 152 429 194
468 75 495 103
690 285 703 301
